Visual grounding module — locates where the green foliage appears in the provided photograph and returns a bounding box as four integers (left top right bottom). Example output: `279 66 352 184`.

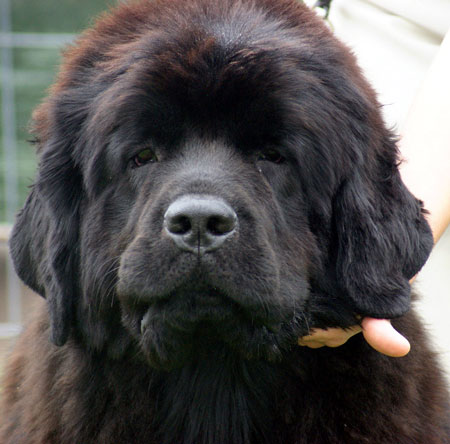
1 0 113 221
11 0 114 33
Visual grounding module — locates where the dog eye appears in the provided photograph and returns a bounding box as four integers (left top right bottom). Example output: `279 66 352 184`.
257 149 284 164
132 148 158 168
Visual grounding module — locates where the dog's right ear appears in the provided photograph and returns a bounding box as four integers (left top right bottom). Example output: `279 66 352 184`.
9 101 84 347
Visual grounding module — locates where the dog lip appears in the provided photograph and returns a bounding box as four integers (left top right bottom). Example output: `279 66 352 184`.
121 282 289 341
138 294 284 338
139 293 238 331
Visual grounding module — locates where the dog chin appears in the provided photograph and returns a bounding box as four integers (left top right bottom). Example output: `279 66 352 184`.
134 303 300 371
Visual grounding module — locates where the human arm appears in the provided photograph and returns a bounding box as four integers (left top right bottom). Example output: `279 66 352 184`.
399 28 450 244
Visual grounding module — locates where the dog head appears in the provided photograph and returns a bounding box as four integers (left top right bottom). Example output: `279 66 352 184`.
10 0 432 369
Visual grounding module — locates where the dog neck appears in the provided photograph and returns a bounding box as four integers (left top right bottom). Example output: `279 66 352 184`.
151 346 284 444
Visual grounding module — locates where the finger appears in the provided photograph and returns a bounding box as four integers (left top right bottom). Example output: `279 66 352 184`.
298 326 362 348
361 318 410 357
325 326 362 347
297 339 325 348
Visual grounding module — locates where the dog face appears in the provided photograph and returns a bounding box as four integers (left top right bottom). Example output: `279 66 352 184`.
10 0 432 369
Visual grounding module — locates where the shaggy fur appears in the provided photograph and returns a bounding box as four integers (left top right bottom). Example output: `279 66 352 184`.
1 0 449 442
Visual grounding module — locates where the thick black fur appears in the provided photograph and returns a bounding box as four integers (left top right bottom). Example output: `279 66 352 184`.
1 0 448 443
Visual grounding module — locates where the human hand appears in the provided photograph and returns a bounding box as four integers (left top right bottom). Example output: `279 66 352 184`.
298 317 410 357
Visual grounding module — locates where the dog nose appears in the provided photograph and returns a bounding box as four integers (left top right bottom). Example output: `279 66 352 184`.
164 195 237 254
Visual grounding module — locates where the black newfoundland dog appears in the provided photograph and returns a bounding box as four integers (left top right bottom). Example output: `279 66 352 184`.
1 0 449 442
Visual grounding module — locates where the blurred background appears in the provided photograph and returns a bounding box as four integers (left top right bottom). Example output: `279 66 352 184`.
1 0 449 383
0 0 111 370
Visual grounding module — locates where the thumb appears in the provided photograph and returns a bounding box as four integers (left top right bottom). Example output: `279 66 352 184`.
361 318 410 357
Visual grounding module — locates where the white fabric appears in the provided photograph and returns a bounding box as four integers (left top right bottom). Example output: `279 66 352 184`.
328 0 450 128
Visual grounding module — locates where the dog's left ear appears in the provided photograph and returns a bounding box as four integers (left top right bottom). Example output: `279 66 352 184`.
332 136 433 319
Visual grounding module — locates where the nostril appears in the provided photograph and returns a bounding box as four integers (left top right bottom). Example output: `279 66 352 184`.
167 215 191 235
163 195 238 253
206 215 236 235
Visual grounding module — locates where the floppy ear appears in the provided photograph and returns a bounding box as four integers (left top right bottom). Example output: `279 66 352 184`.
9 107 83 346
332 136 433 319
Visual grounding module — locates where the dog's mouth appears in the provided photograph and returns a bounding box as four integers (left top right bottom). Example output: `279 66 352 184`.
120 286 301 371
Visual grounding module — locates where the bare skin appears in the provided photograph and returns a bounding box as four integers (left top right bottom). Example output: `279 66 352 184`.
298 320 411 357
299 29 450 357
